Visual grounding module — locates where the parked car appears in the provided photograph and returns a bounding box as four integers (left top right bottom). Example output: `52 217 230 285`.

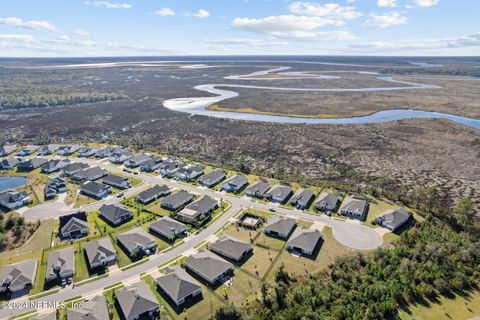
269 208 276 212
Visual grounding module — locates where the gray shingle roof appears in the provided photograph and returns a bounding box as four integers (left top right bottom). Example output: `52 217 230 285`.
67 295 109 320
184 250 233 284
149 217 185 236
84 238 116 267
245 181 270 197
161 190 194 209
340 196 369 215
46 247 75 280
102 174 128 186
116 227 156 253
265 185 293 202
286 228 322 254
136 185 170 203
0 259 37 292
99 204 132 223
156 266 202 304
73 166 108 181
199 170 226 186
60 212 89 236
265 216 296 236
376 208 411 230
185 195 218 214
115 281 159 320
290 189 314 206
210 235 252 261
80 181 110 195
63 162 89 174
314 193 340 210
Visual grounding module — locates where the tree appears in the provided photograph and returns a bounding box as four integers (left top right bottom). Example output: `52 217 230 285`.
454 197 474 231
210 304 242 320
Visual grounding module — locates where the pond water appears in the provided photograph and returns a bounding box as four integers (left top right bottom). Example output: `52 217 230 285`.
0 177 28 193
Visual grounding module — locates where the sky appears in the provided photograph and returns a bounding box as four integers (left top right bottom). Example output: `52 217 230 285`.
0 0 479 57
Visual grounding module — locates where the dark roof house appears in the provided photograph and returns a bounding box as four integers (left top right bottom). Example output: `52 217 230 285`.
176 195 218 223
161 190 194 211
0 145 17 157
314 193 340 213
0 259 37 294
84 237 117 269
18 158 48 171
135 185 170 204
99 204 133 226
59 211 89 239
67 295 109 320
45 248 75 282
80 181 111 199
340 196 369 220
221 175 248 193
102 174 130 189
71 166 108 182
265 185 293 204
115 281 160 320
375 208 411 231
290 189 315 209
0 191 30 210
184 250 233 285
199 170 226 188
286 228 322 256
245 181 270 198
156 266 202 307
210 235 253 262
116 227 156 256
149 217 186 239
264 216 296 239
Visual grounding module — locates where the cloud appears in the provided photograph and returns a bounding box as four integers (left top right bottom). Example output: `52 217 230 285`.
84 1 132 9
347 33 480 53
0 17 59 32
377 0 397 7
204 38 289 47
288 2 362 20
363 11 407 28
154 8 175 17
232 15 355 41
192 9 210 18
73 29 89 36
415 0 439 7
0 34 34 42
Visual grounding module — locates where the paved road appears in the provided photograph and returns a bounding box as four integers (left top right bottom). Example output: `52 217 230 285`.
1 155 383 319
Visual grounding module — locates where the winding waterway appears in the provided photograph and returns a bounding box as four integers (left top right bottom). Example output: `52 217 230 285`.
163 66 480 129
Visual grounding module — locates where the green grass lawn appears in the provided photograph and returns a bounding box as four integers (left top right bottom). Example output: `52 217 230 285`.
265 226 357 284
107 234 132 268
215 269 262 306
94 210 157 236
144 199 173 217
224 224 259 244
103 287 122 320
399 290 480 320
364 198 398 227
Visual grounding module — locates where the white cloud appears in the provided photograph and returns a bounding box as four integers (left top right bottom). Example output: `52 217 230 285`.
84 1 132 9
154 8 175 17
377 0 397 8
415 0 439 7
363 11 407 28
192 9 210 18
232 15 355 40
204 38 289 47
288 2 362 20
0 34 34 42
0 17 59 32
73 29 89 36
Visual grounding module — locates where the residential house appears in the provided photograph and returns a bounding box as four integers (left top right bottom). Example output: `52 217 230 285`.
44 178 67 200
77 147 98 158
135 185 170 204
264 216 296 239
84 237 117 270
80 181 112 199
221 175 248 193
375 208 411 231
184 250 233 285
41 159 70 174
139 157 163 172
176 195 218 223
67 295 109 320
245 181 270 198
115 281 160 320
0 259 37 294
0 191 30 210
16 145 40 156
314 193 340 213
95 146 117 159
161 190 194 211
57 145 80 156
18 158 48 171
39 144 61 156
340 195 369 220
59 212 89 239
210 235 253 262
45 248 75 282
71 166 108 182
175 165 204 182
286 228 322 256
0 157 20 170
116 227 156 256
0 145 16 157
99 204 133 226
290 189 315 209
199 170 226 188
102 174 130 189
63 162 89 176
265 185 293 204
156 266 202 307
159 159 186 178
149 217 186 239
124 154 151 168
110 149 133 164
